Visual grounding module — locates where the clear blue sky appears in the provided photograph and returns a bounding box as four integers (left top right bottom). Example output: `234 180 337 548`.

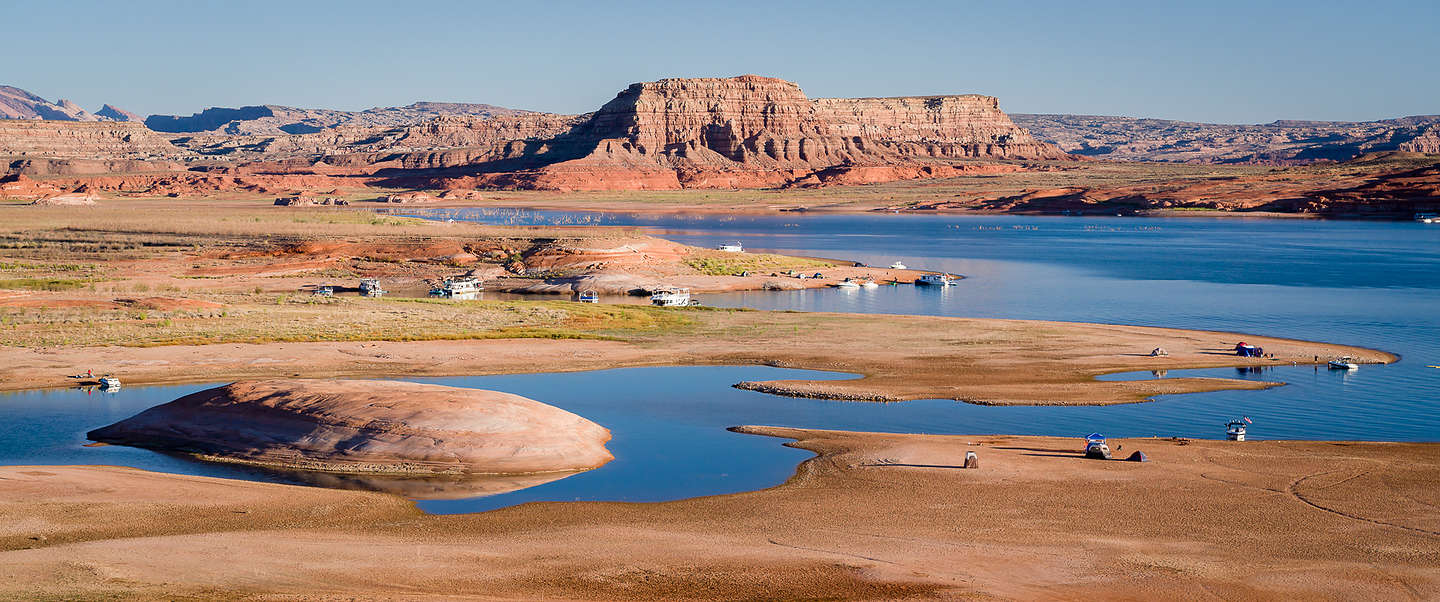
9 0 1438 123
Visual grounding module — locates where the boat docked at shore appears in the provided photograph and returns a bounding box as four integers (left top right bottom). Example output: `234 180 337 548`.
97 376 121 390
1226 417 1251 441
650 287 694 306
1328 356 1359 370
835 279 861 289
717 242 743 253
888 261 907 270
430 276 482 300
577 290 599 303
359 278 387 297
860 279 879 289
916 273 956 286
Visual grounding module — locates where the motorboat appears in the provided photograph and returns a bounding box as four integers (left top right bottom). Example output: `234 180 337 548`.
358 278 387 297
859 280 879 289
1328 356 1359 370
577 290 599 303
1416 212 1439 224
430 276 482 299
888 261 907 270
834 279 861 289
98 376 121 390
717 242 743 253
1226 418 1251 441
916 273 956 286
650 287 693 307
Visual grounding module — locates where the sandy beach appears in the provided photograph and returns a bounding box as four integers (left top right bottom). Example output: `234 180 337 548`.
3 428 1436 599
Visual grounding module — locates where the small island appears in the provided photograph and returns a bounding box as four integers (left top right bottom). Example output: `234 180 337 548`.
87 379 614 475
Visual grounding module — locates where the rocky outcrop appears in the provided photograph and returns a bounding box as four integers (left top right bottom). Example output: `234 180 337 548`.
814 96 1066 159
87 379 614 475
94 104 140 122
376 191 436 203
1 85 135 122
29 192 98 206
0 120 180 159
274 193 348 206
1013 113 1440 164
399 75 1065 191
275 193 348 206
146 102 538 135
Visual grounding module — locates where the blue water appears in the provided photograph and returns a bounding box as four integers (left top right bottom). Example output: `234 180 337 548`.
422 207 1440 440
4 209 1438 512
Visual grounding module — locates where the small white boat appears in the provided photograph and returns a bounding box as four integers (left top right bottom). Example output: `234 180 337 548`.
577 290 599 303
835 279 861 289
98 376 121 389
916 273 956 286
717 242 743 253
1416 213 1439 224
431 276 482 299
1226 418 1251 441
888 261 907 270
859 280 879 289
650 287 692 307
1328 356 1359 370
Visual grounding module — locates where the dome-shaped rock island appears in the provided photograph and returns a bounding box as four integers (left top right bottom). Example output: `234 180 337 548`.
87 379 614 475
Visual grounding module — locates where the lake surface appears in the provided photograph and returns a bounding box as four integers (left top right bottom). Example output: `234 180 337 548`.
4 209 1437 513
424 207 1440 442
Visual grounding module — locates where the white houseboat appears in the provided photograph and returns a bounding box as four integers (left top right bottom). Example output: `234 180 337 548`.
98 376 121 390
577 290 599 303
359 278 387 297
717 242 744 253
916 273 956 286
650 287 693 306
430 277 482 300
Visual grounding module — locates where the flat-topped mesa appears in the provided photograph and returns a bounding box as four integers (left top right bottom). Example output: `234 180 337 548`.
813 95 1068 159
472 75 1066 190
86 379 614 475
576 75 864 169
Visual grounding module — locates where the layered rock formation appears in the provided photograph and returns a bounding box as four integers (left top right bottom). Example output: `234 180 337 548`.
3 75 1064 192
815 95 1062 159
1013 113 1440 164
0 120 178 159
87 379 614 475
399 75 1065 190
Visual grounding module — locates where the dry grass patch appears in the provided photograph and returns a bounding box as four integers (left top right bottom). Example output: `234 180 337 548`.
683 251 835 276
0 296 701 347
